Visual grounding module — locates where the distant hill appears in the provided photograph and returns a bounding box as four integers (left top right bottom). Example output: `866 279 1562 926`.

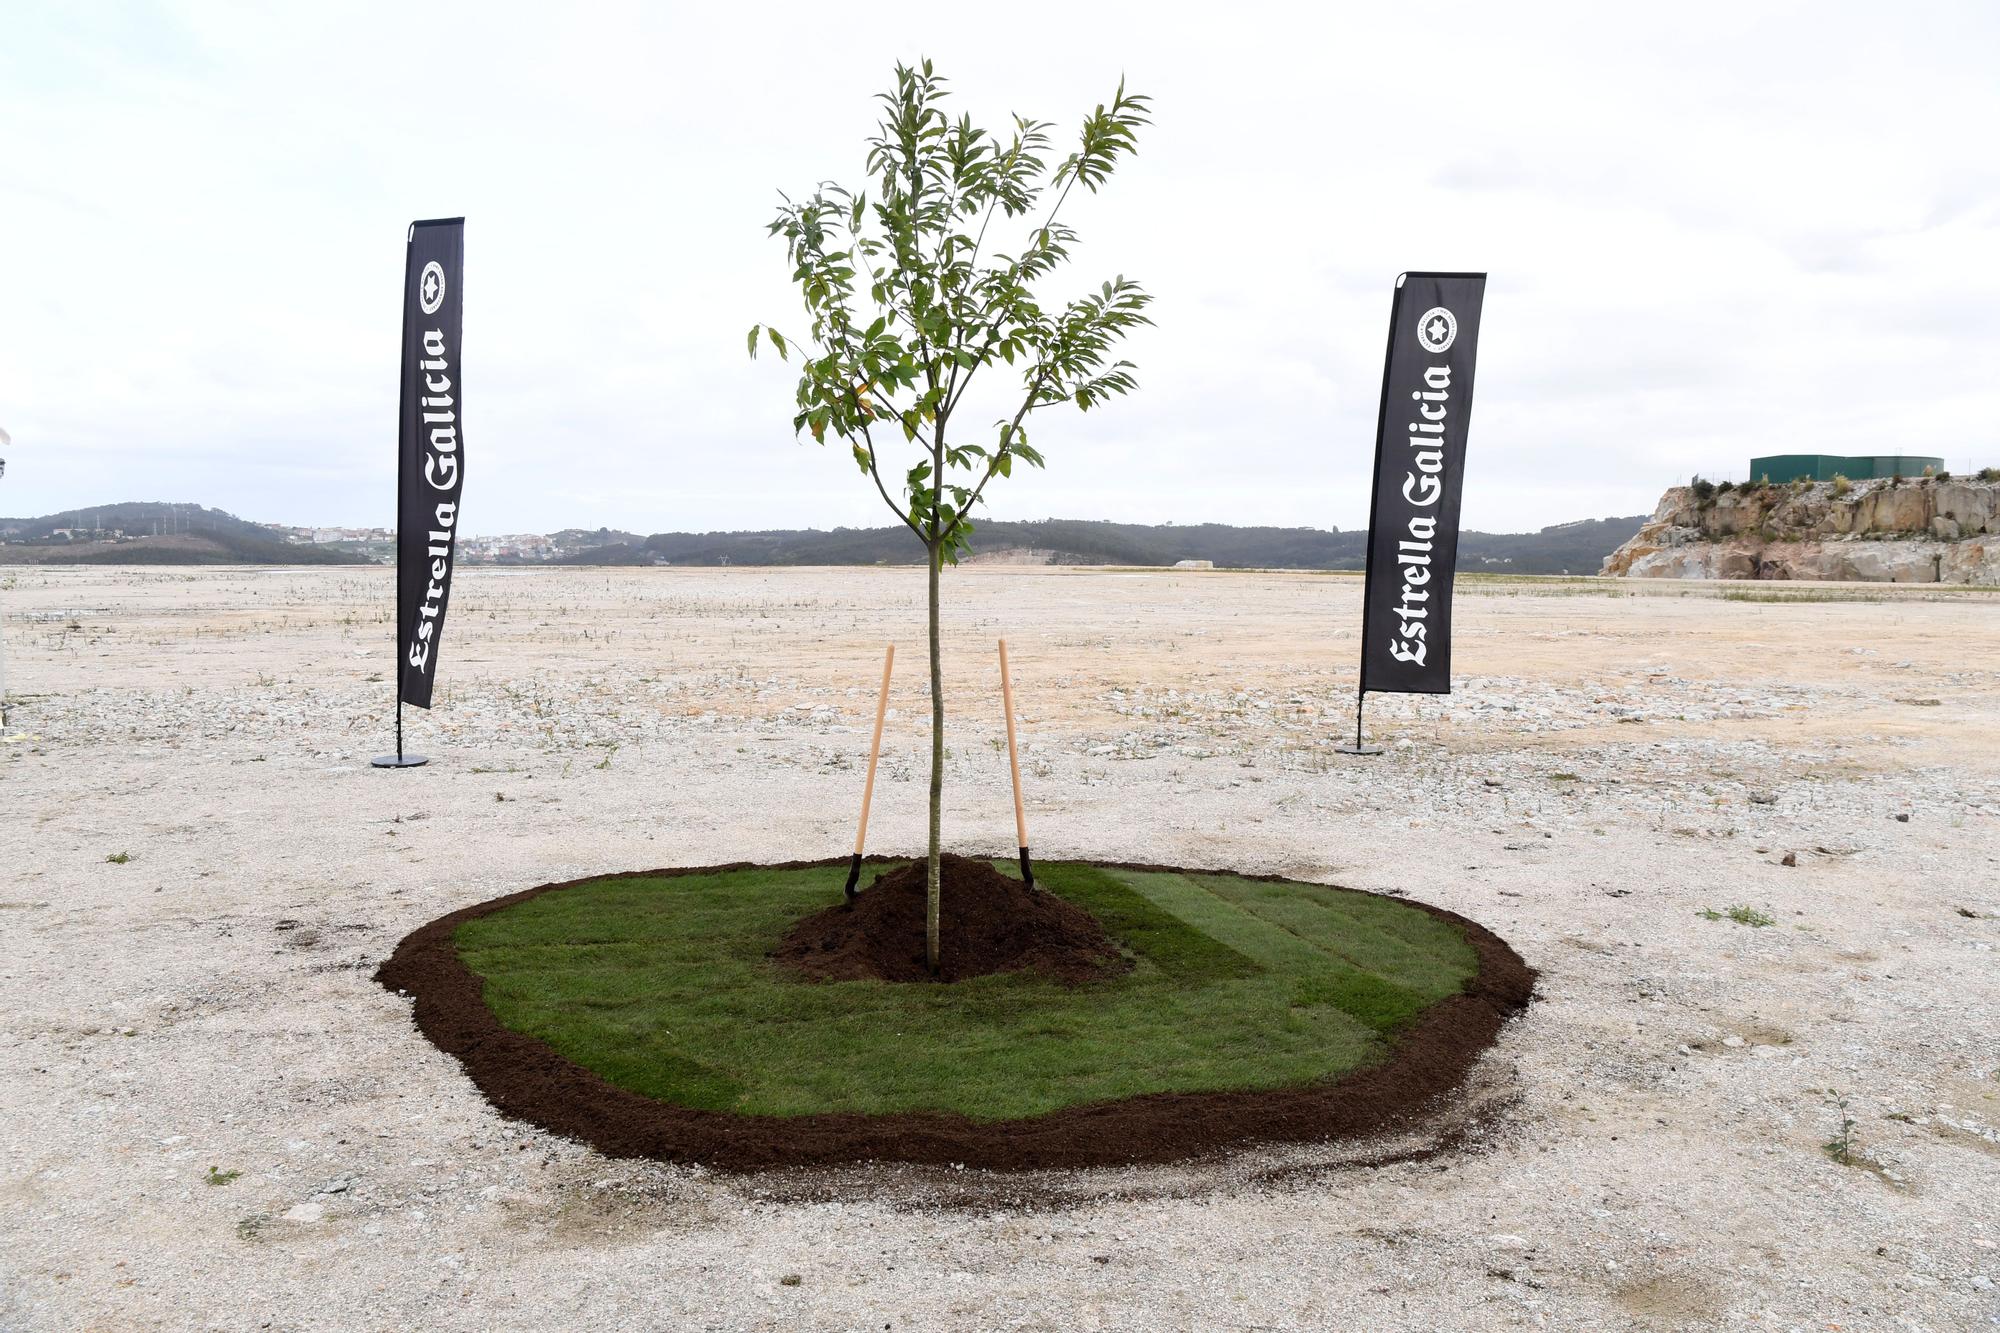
549 526 645 549
0 502 368 565
2 502 1648 574
569 515 1648 575
560 542 657 566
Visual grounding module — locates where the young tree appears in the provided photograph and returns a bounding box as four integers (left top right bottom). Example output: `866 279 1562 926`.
750 60 1152 973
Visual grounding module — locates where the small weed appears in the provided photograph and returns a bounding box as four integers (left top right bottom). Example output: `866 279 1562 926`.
1823 1092 1858 1166
1548 773 1580 783
779 1274 802 1287
1699 905 1775 928
493 792 508 803
595 743 619 771
205 1166 242 1186
105 851 132 864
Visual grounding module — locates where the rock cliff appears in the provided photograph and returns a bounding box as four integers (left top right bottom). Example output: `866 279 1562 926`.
1602 476 2000 583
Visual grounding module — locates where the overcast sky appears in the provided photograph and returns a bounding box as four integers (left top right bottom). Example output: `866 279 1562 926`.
3 2 1996 537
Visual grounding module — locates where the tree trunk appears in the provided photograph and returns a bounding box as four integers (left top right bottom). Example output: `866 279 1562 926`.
925 541 944 973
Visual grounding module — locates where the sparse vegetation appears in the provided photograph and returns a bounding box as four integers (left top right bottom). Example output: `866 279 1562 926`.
1831 473 1851 496
1699 904 1775 927
1691 476 1716 503
1822 1092 1858 1166
204 1166 242 1186
105 851 132 864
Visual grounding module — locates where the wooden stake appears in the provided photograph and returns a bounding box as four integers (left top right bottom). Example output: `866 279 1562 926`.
998 638 1034 888
844 644 894 901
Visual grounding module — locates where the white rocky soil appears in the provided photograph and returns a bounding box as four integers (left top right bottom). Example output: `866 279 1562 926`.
2 565 1997 1331
1605 476 2000 583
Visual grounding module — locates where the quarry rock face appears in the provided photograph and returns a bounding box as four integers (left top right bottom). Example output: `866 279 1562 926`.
1603 477 2000 583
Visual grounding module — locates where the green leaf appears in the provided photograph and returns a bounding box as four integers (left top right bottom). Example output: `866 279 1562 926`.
756 64 1150 554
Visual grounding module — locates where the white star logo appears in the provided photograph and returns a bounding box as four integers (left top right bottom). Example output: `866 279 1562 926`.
1416 306 1457 354
418 260 446 314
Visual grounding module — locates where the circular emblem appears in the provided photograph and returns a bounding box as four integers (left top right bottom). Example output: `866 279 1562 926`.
418 261 446 315
1416 306 1456 354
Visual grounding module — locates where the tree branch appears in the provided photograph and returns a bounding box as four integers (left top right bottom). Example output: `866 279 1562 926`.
860 416 925 541
940 369 1048 546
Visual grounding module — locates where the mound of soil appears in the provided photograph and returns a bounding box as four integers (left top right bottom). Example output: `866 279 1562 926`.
375 858 1537 1173
772 853 1130 985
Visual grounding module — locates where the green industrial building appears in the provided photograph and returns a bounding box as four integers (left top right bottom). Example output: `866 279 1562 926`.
1749 454 1944 483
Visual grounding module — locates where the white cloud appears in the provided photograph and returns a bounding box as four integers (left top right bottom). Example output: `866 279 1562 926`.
1 0 1995 535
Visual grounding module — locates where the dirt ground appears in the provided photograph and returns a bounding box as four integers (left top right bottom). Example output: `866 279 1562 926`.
3 564 1997 1331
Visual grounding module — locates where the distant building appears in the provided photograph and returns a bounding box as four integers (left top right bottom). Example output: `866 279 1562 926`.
1749 454 1944 483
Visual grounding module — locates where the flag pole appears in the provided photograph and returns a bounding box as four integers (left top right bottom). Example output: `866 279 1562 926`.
1337 275 1407 759
844 644 895 903
374 221 430 770
1337 686 1381 756
998 638 1035 889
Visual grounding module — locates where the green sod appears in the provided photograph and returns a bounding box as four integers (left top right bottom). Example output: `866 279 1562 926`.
456 862 1479 1121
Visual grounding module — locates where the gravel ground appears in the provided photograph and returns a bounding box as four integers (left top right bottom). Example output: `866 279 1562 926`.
2 564 1997 1332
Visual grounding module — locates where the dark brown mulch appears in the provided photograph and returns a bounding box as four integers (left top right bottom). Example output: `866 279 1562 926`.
374 858 1537 1173
771 853 1130 985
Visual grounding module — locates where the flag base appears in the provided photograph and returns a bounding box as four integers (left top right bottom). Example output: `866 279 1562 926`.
371 753 430 768
1333 742 1384 756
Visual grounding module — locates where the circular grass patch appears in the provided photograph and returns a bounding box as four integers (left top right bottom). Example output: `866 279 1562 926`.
378 858 1534 1170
